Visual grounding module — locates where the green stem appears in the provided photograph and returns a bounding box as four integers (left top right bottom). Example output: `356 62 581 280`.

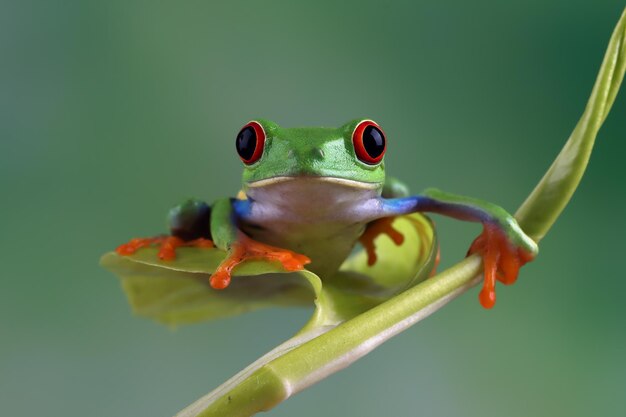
515 8 626 240
176 9 626 417
177 258 483 417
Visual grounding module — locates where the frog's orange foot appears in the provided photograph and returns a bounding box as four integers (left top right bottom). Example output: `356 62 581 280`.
468 223 536 309
359 217 405 266
209 234 311 290
116 236 214 260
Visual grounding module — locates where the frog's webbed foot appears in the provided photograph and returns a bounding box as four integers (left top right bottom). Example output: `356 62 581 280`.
116 199 216 259
468 223 537 309
116 236 214 260
359 216 405 266
209 234 311 290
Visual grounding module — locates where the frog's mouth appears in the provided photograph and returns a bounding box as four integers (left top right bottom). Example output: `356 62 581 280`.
246 176 382 190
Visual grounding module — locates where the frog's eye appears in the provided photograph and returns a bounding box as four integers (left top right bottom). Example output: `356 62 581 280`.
352 120 386 165
236 121 266 164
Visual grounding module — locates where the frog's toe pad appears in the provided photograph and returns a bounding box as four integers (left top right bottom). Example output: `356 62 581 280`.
468 223 535 309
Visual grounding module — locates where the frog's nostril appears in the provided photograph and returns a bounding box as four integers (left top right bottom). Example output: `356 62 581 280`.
289 148 324 161
312 148 325 159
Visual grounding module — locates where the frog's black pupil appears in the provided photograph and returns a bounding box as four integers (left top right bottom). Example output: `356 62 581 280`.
236 126 257 160
362 125 385 158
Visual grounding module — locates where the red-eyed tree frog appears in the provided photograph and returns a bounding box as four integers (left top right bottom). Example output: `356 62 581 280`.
117 119 538 308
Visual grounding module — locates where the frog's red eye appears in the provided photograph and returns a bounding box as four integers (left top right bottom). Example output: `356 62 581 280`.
236 121 265 164
352 120 386 165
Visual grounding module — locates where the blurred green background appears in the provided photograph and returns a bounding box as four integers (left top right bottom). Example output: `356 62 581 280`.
1 1 625 416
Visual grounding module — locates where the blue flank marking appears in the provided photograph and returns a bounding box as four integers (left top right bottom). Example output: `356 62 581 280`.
381 196 423 215
232 198 253 221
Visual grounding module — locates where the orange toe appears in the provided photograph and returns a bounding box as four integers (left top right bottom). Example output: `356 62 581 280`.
116 237 161 256
210 234 310 290
469 223 534 309
359 217 405 266
116 235 214 260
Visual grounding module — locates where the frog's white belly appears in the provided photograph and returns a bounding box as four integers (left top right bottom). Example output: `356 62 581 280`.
241 177 382 277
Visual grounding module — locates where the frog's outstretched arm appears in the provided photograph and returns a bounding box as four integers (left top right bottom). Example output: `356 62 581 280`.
375 188 538 308
380 188 537 252
206 198 310 290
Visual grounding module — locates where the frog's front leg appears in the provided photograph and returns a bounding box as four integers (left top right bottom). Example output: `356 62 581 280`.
377 188 538 308
208 198 311 289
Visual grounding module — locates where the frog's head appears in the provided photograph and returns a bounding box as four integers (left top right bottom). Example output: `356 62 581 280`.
236 119 386 193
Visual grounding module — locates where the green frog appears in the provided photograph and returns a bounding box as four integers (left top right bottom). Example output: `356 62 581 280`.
117 119 537 308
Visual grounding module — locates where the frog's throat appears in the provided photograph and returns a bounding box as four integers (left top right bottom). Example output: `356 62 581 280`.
246 176 382 190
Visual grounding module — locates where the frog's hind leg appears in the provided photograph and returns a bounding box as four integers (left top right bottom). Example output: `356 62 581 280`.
358 217 405 266
357 176 412 266
168 199 213 241
116 199 215 260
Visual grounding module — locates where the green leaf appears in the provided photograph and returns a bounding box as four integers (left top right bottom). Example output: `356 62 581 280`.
302 213 438 330
100 213 437 327
101 251 319 326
